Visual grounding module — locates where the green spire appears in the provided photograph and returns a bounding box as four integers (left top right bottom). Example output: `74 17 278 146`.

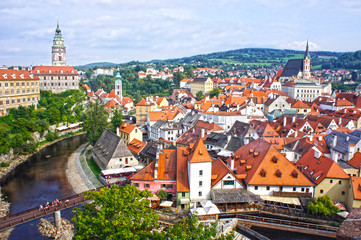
115 72 122 83
56 20 61 34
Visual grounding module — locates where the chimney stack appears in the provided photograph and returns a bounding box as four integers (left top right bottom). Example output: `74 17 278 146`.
201 128 205 138
332 135 337 147
116 127 120 136
314 150 321 159
292 116 296 123
231 155 235 171
283 116 287 127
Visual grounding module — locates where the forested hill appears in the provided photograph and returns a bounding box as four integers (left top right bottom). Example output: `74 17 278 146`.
323 50 361 69
156 48 343 69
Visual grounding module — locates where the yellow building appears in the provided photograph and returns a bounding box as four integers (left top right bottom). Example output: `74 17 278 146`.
347 177 361 211
0 69 40 116
190 77 213 96
117 122 143 145
135 96 168 124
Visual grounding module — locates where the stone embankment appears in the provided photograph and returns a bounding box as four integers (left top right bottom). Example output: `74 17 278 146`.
38 217 74 240
0 191 11 240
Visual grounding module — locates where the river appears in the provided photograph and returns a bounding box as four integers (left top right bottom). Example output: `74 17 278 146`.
1 134 87 240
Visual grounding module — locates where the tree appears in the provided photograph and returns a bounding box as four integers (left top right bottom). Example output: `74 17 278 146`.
196 91 205 101
155 190 168 200
162 215 233 240
111 109 123 133
209 88 221 98
72 185 159 240
82 101 109 145
307 195 340 216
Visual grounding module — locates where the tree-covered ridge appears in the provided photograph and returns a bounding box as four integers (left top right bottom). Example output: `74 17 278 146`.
323 50 361 69
0 90 85 155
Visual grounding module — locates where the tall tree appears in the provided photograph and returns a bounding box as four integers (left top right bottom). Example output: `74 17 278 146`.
111 109 123 133
72 185 159 240
83 101 109 145
196 91 205 101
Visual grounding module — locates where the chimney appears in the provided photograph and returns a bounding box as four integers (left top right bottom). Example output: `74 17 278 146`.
332 135 337 147
116 127 120 136
201 129 205 138
339 117 342 126
243 138 249 145
283 116 287 127
292 116 296 123
227 134 231 143
314 150 321 159
332 153 338 163
318 136 322 141
294 130 298 137
309 134 313 142
231 155 235 170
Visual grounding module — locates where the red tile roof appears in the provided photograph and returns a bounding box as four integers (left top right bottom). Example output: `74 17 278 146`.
128 138 147 154
188 138 213 163
351 177 361 200
119 122 136 134
176 147 190 192
32 66 78 75
0 69 39 80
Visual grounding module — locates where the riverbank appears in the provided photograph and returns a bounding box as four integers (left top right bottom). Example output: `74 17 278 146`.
66 143 103 194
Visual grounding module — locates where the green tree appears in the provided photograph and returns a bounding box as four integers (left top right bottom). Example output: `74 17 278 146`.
307 195 340 216
72 185 159 240
196 91 205 101
155 190 168 200
83 101 109 145
111 109 123 133
209 88 221 98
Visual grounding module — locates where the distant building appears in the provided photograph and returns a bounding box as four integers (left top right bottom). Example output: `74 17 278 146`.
190 77 213 96
52 21 66 66
0 69 40 116
135 96 169 124
32 66 79 93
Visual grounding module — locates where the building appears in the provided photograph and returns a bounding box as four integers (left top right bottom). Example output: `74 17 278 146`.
135 96 169 124
190 77 213 96
279 40 311 82
115 72 122 99
324 131 361 162
282 79 332 102
117 122 143 145
92 129 139 170
0 69 40 116
32 66 79 93
52 21 66 66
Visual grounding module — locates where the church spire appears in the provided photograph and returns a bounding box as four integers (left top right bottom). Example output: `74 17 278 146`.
304 39 310 59
52 20 66 66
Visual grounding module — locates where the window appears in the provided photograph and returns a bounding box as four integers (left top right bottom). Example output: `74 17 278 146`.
161 184 166 188
134 183 139 187
320 189 324 194
125 158 128 164
199 181 203 187
301 188 305 192
223 180 234 186
266 186 270 190
166 184 173 189
293 187 296 191
330 180 333 183
199 170 203 176
342 191 345 196
339 180 342 185
255 186 258 190
198 191 202 197
182 192 186 197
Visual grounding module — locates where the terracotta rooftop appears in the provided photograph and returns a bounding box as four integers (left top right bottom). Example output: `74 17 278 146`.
32 66 78 75
119 122 136 134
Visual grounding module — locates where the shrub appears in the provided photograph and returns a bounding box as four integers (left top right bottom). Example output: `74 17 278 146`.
0 162 10 167
45 132 58 142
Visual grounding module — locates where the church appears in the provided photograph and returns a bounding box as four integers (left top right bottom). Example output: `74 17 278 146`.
278 41 311 82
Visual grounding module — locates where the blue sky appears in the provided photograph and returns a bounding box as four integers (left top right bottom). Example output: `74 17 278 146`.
0 0 360 66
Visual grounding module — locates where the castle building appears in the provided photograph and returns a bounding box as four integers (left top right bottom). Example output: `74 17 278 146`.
115 72 122 99
0 69 40 116
279 40 311 82
52 21 66 66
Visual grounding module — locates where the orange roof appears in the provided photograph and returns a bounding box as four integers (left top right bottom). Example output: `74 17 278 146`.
243 90 268 98
351 177 361 200
180 78 193 83
188 138 213 163
176 147 190 192
229 139 314 186
119 122 136 134
128 138 147 154
276 69 283 78
348 152 361 169
157 149 177 181
292 100 311 109
0 69 39 80
32 66 78 75
131 161 155 181
297 149 350 184
108 89 117 98
148 107 182 122
224 96 247 106
121 96 133 105
195 120 223 132
84 84 91 91
335 99 354 107
211 158 242 187
106 99 118 108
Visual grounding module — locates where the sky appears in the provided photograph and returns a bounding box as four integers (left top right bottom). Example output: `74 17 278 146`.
0 0 361 66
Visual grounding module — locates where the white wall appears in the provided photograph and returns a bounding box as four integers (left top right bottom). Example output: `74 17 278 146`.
247 184 314 196
188 161 212 201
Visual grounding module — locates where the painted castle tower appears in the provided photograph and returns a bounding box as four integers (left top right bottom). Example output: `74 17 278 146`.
52 21 66 66
115 72 122 99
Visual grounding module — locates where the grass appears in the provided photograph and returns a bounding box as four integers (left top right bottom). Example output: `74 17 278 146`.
86 157 101 176
210 58 275 66
311 65 322 70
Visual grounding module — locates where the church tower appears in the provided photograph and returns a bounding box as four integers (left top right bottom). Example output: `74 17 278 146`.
303 40 311 79
115 72 122 99
52 21 66 66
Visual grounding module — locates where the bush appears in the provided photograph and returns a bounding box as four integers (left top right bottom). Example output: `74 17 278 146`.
45 132 58 142
156 190 168 200
0 162 10 167
307 195 340 216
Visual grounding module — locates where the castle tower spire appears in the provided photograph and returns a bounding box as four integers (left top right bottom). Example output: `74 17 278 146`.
52 21 66 66
115 70 122 100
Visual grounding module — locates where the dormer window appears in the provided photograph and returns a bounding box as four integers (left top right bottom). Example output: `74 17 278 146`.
37 70 40 74
275 170 282 178
260 169 267 177
60 70 63 73
11 74 16 79
291 170 298 179
2 74 7 79
272 156 278 163
19 74 24 79
49 70 51 73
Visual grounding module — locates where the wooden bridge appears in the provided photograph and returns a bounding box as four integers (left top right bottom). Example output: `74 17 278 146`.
235 213 337 238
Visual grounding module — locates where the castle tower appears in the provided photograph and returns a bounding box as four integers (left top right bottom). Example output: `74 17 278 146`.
303 40 311 80
52 21 66 66
115 72 122 99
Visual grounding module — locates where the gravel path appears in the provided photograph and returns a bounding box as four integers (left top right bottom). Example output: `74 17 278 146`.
66 143 102 194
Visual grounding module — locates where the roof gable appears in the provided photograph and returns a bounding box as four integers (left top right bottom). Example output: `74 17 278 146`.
188 138 213 163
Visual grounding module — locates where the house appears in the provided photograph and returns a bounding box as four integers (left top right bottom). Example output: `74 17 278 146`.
324 131 361 162
92 129 139 170
180 78 193 89
190 77 213 96
228 121 259 139
264 95 291 114
127 138 147 157
227 139 314 196
149 120 183 143
118 122 143 145
346 177 361 211
135 96 169 124
296 149 350 203
282 79 332 102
